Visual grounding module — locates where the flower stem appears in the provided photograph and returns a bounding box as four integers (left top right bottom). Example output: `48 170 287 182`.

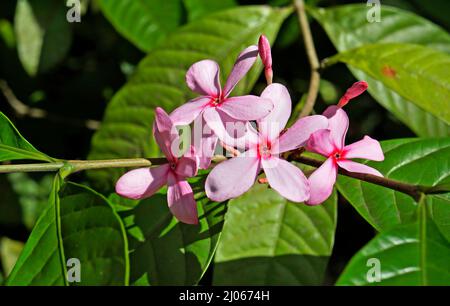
288 153 422 202
294 0 321 118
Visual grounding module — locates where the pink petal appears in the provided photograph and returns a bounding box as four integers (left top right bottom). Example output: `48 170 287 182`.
306 158 337 205
115 164 169 200
338 81 368 108
203 107 227 140
307 129 335 157
205 152 260 202
186 60 221 97
192 115 218 169
175 155 198 178
217 111 254 149
154 107 180 160
344 136 384 161
223 45 259 97
167 173 198 225
220 95 273 121
258 83 292 141
170 96 210 126
275 115 329 154
322 105 339 118
327 108 349 150
337 160 383 177
261 157 309 203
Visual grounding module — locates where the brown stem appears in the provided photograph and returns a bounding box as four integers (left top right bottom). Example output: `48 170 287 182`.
288 152 422 202
294 0 321 118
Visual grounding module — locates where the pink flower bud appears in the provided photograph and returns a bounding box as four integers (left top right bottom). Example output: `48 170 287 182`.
338 81 368 107
258 34 273 84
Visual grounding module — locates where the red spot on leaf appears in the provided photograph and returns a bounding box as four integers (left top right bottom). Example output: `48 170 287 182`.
382 65 397 78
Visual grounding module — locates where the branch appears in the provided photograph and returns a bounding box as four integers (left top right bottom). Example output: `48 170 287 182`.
0 80 101 130
294 0 321 118
287 151 422 202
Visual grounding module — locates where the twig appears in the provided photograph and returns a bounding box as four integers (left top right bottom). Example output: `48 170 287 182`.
0 80 101 130
294 0 321 118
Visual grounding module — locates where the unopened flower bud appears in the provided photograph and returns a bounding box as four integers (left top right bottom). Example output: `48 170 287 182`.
338 81 369 107
258 34 273 84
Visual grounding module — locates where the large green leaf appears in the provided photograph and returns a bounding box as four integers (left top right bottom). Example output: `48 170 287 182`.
213 183 337 285
330 43 450 125
88 6 292 191
0 112 53 162
311 4 450 137
115 171 226 285
336 138 450 239
14 0 72 76
6 179 129 286
337 206 450 285
98 0 183 52
183 0 237 21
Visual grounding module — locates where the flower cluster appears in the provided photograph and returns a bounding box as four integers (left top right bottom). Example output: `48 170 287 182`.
116 35 384 224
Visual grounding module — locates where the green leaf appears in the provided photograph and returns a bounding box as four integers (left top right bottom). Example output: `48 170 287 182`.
337 207 450 285
330 43 450 125
14 0 72 76
336 138 450 239
87 5 292 191
0 19 15 48
116 171 226 285
7 179 129 286
213 183 337 285
98 0 183 52
183 0 237 21
311 4 450 137
0 238 24 277
0 112 53 162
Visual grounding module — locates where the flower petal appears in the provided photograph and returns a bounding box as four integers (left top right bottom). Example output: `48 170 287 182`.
307 129 335 157
186 60 221 97
337 160 383 177
167 173 198 225
327 108 349 150
192 115 218 169
170 96 210 126
262 157 309 203
175 155 198 178
205 152 260 202
115 164 169 200
220 95 273 121
154 107 180 160
223 45 259 97
258 83 292 141
306 158 337 205
276 115 329 154
344 136 384 161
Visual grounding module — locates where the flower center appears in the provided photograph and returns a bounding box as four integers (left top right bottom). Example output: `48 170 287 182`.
332 150 345 161
258 141 271 159
210 96 222 107
169 162 177 170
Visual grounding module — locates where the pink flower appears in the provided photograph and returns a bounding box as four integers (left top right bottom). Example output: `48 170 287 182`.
170 46 273 168
258 34 273 84
115 107 199 225
306 107 384 206
205 83 328 202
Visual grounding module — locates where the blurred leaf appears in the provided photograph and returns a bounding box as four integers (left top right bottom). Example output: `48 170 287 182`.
0 19 15 48
330 43 450 125
336 138 450 241
213 184 337 285
7 179 129 286
319 79 340 105
183 0 237 21
0 111 53 162
7 173 53 230
312 4 450 137
275 14 300 48
337 211 450 285
116 171 226 285
88 6 292 191
98 0 183 52
0 238 24 277
0 176 22 227
14 0 72 76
